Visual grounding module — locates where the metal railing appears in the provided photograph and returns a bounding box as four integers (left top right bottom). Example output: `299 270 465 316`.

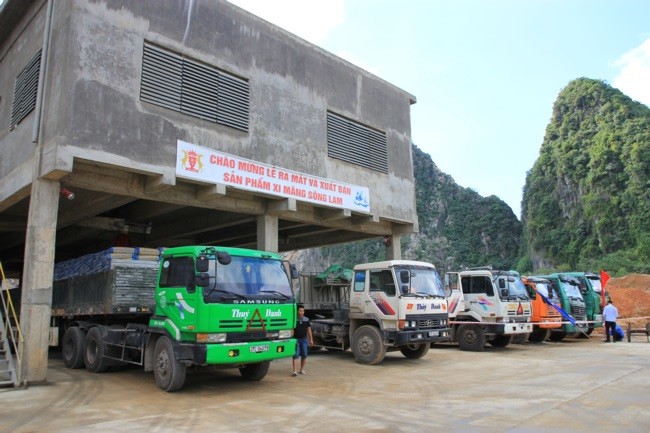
0 261 24 386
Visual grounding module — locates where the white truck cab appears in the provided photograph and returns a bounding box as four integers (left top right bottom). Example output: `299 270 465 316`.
445 268 532 351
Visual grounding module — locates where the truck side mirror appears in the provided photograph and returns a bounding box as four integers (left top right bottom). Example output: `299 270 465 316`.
196 256 209 272
400 270 410 284
290 264 299 280
217 251 232 265
498 279 506 289
195 272 210 287
500 288 508 297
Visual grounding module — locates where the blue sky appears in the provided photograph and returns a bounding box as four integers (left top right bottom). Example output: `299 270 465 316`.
230 0 650 218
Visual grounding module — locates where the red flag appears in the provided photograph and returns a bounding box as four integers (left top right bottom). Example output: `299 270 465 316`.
600 270 610 307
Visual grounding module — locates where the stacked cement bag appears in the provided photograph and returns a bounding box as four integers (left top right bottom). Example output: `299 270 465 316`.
54 247 161 281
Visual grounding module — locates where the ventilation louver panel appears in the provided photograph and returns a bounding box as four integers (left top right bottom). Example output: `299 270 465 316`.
141 44 182 111
217 72 250 132
140 42 249 132
11 49 42 129
181 57 219 122
327 111 388 173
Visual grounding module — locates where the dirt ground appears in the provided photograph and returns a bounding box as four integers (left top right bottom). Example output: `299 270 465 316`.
605 273 650 328
1 337 649 433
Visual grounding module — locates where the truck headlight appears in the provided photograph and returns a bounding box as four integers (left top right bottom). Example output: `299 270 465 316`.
196 333 227 343
278 329 293 339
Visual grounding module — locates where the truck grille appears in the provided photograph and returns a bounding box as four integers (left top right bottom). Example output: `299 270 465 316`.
570 305 586 320
219 318 288 329
227 331 268 343
406 314 447 329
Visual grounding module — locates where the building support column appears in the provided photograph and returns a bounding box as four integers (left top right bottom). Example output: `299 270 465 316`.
256 214 278 252
20 177 60 384
385 234 401 260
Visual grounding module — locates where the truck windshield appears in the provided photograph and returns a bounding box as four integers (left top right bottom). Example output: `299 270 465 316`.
562 280 583 299
535 283 560 302
506 277 529 300
203 256 293 303
586 276 603 294
534 282 550 298
396 267 446 298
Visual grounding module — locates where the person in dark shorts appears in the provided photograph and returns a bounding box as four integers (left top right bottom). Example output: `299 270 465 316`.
292 304 314 376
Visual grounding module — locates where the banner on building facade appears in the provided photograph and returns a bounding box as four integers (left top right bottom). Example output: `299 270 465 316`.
176 140 370 213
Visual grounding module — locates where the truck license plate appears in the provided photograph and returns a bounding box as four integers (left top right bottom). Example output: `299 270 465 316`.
250 344 269 353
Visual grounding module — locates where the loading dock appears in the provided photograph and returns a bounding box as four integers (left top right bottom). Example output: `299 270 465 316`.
0 0 418 383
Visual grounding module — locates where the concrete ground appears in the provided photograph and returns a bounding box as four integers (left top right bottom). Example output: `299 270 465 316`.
1 338 649 433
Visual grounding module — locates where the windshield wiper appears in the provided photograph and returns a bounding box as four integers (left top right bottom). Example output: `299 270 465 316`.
260 290 291 300
205 288 246 299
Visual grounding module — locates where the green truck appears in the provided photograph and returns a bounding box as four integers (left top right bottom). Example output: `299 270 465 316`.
53 246 298 391
565 272 604 336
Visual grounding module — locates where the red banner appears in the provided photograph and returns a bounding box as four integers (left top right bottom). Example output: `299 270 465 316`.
600 269 610 307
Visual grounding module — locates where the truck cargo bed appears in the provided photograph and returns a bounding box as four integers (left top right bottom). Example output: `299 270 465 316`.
52 264 158 316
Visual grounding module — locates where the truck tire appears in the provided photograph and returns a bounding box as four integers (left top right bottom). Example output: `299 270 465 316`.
62 326 86 369
489 334 512 348
239 361 271 381
352 325 386 365
528 328 550 343
84 327 110 373
549 331 567 342
456 324 485 351
153 336 186 392
399 343 429 359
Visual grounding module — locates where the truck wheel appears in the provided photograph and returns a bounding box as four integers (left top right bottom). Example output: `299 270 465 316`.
352 325 386 365
84 327 109 373
527 328 550 343
456 324 485 351
62 326 86 369
549 331 567 342
239 361 270 381
399 343 429 359
489 334 512 348
154 336 186 392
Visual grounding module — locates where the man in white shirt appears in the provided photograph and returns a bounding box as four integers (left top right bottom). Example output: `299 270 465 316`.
602 299 619 343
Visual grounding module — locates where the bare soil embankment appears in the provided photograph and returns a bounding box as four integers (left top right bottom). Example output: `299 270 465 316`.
605 273 650 328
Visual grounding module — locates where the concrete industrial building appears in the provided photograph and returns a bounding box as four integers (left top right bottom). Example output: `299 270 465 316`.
0 0 418 383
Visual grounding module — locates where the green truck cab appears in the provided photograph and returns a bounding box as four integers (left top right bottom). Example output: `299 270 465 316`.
57 246 298 391
564 272 604 335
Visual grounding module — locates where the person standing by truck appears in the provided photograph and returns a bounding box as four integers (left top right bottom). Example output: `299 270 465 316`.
292 304 314 376
602 299 619 343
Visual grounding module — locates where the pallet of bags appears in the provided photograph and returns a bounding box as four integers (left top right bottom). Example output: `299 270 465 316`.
132 247 161 262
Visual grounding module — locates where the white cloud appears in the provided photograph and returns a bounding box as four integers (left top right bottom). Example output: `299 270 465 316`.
228 0 345 45
612 38 650 107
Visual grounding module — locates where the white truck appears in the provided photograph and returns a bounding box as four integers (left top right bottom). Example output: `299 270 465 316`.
444 268 532 351
300 261 450 364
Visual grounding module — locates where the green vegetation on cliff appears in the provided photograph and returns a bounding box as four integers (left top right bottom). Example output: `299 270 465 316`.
520 78 650 275
322 145 522 274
